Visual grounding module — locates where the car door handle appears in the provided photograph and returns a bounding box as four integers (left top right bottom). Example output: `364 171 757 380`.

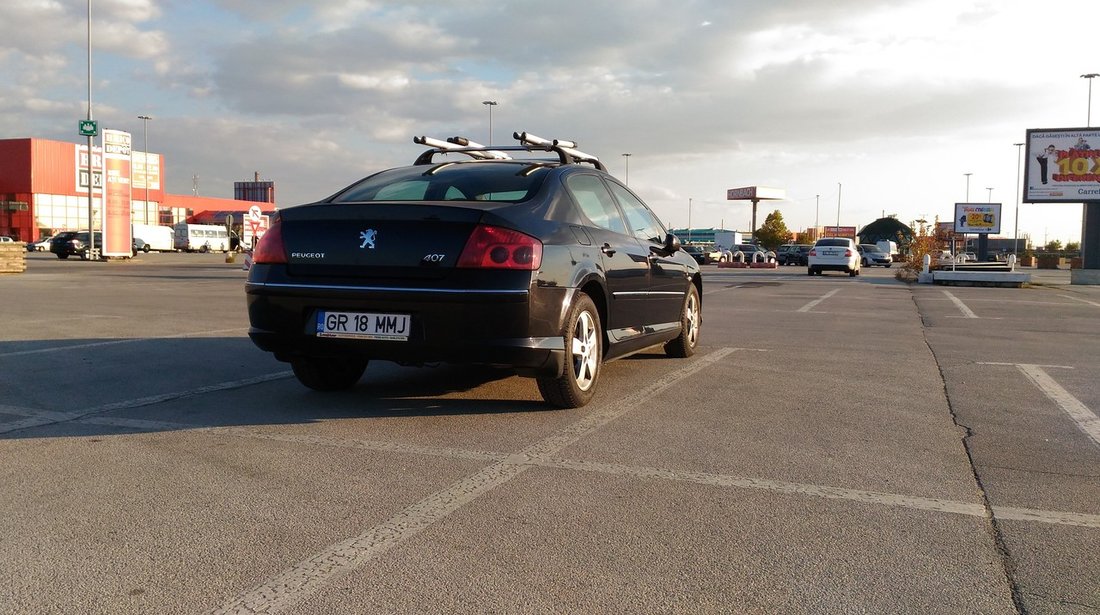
600 243 616 257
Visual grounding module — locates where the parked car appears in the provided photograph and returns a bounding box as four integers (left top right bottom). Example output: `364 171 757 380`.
963 252 977 262
246 132 703 408
132 237 149 255
786 245 812 266
708 247 732 263
28 234 60 252
732 243 769 263
50 231 101 259
808 237 860 276
0 235 14 243
777 243 811 265
682 244 708 265
857 244 893 267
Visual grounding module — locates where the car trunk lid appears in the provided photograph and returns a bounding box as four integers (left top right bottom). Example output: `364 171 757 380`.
278 202 486 280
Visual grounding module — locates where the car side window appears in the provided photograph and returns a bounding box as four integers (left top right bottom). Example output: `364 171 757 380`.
606 181 665 244
565 174 628 235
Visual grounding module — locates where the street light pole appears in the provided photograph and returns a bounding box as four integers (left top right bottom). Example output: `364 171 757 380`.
138 115 151 224
86 0 95 257
964 172 972 201
835 183 842 237
687 198 693 244
1082 73 1099 126
1014 142 1024 254
815 194 819 240
481 100 497 145
621 153 631 186
986 187 993 203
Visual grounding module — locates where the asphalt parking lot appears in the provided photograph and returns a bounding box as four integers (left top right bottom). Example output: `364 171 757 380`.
2 252 1098 614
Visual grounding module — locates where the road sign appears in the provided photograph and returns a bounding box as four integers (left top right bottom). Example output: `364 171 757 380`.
78 120 99 137
248 205 263 223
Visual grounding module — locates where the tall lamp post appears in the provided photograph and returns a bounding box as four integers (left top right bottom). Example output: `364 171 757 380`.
986 187 993 203
835 183 842 237
1082 73 1099 126
138 115 152 224
481 100 497 145
687 198 693 244
86 0 95 257
621 153 631 186
1014 142 1024 254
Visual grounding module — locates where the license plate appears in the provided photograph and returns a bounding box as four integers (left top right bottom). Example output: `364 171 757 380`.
316 311 410 341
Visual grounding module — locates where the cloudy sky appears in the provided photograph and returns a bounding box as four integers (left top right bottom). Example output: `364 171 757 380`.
2 0 1097 245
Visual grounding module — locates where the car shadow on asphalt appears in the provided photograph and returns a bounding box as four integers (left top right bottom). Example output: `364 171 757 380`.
0 339 570 440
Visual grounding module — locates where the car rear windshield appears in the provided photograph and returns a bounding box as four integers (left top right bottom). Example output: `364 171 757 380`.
330 162 550 204
816 239 850 247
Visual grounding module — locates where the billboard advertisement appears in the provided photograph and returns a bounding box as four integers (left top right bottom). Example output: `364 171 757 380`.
75 144 104 194
1024 128 1100 203
101 129 133 258
823 225 857 239
953 203 1002 234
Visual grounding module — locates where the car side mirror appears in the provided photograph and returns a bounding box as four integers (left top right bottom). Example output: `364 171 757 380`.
664 233 681 253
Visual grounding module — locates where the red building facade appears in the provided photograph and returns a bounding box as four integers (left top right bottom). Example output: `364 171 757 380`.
0 137 275 242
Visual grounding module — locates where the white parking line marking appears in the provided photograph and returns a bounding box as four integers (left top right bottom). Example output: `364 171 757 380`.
1015 364 1100 448
209 348 737 615
1060 294 1100 308
69 415 1100 531
943 290 978 318
797 289 839 313
0 327 248 358
0 372 294 435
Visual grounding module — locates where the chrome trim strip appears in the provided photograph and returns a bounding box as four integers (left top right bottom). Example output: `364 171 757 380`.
612 291 686 297
246 282 528 295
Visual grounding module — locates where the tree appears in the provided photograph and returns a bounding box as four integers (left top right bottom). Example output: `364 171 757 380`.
1066 241 1080 252
1045 239 1063 251
754 210 793 250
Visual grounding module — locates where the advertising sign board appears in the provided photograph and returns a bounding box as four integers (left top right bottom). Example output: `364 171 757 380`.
75 144 104 194
101 129 133 258
726 186 786 201
823 226 857 239
1024 128 1100 203
953 203 1002 234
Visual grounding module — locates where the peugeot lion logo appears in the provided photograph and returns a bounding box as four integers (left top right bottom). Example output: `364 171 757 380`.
359 229 377 249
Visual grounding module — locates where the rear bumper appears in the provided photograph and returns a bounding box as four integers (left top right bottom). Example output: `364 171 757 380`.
245 278 569 377
809 260 857 272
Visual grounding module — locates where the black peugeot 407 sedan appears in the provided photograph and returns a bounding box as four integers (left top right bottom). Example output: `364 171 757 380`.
246 133 702 408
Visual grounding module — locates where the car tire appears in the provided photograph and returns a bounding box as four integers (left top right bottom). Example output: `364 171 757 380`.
142 244 150 253
537 293 601 408
664 284 700 358
849 268 858 277
885 263 892 268
57 253 67 259
291 356 368 391
807 267 814 276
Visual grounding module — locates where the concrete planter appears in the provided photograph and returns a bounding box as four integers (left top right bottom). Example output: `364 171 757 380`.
1036 255 1065 269
0 242 27 273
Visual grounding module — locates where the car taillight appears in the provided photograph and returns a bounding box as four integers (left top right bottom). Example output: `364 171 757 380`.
845 249 853 257
809 249 816 256
253 219 287 264
457 225 543 270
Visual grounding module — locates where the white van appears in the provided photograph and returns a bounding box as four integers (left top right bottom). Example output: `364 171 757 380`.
173 223 231 252
132 224 175 252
